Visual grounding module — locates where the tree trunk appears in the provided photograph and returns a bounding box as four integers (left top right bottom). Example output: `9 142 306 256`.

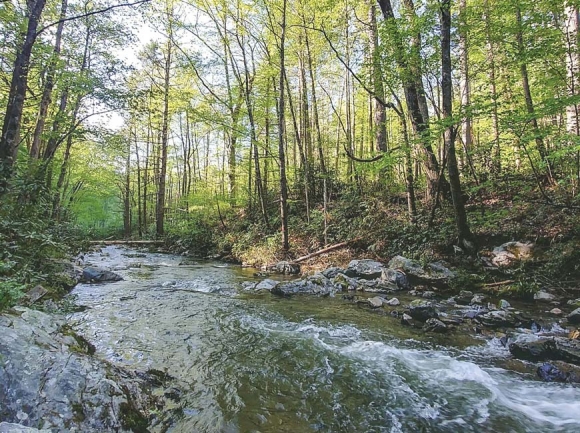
377 0 444 199
0 0 48 188
278 0 289 251
156 34 172 237
516 6 554 182
441 0 475 253
369 2 387 152
30 0 67 160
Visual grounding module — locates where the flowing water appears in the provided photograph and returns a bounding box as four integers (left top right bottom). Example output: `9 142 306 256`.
68 246 580 433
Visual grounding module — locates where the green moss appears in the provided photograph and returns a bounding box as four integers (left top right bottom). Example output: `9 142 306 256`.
119 402 149 433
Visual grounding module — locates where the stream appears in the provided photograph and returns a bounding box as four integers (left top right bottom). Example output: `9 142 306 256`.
68 246 580 432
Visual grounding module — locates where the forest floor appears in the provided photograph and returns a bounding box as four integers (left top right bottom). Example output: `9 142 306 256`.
191 178 580 301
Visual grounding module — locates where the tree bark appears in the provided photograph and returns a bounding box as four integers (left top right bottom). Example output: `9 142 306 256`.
0 0 48 189
278 0 289 251
377 0 444 199
30 0 67 160
441 0 475 253
156 30 172 237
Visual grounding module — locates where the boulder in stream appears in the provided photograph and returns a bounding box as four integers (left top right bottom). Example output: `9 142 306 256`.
423 318 448 333
478 310 532 329
534 290 556 302
81 266 123 283
537 362 580 383
408 299 438 321
380 268 411 290
509 338 580 366
271 274 335 297
345 259 385 280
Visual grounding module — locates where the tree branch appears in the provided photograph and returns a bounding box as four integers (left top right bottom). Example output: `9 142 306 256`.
36 0 152 37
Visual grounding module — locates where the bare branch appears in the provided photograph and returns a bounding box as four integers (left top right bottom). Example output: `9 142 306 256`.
36 0 152 37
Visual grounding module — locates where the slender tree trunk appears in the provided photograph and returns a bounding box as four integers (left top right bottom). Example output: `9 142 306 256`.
458 0 474 173
278 0 289 251
0 0 48 188
156 33 172 237
483 0 501 175
369 2 387 152
516 6 554 182
30 0 67 160
441 0 475 253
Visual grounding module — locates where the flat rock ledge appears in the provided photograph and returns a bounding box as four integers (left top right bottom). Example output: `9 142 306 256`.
0 307 172 432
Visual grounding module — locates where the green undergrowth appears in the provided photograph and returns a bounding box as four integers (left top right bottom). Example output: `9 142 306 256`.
0 180 85 311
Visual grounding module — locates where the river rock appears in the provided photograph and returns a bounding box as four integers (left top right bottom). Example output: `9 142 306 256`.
81 267 123 283
0 307 168 432
331 273 360 291
499 299 511 309
423 318 448 333
271 274 335 297
550 308 563 315
25 285 47 304
380 268 411 290
568 308 580 324
491 241 535 267
270 261 301 275
478 310 532 329
567 298 580 308
471 294 487 305
345 259 385 280
388 256 455 286
401 313 414 326
385 297 400 306
0 423 51 433
534 290 556 302
422 291 436 299
509 338 580 366
454 290 473 305
322 267 344 279
408 299 438 321
537 362 580 383
255 279 279 291
368 297 384 308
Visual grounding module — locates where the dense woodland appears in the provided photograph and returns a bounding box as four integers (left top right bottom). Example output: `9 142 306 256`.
1 0 580 306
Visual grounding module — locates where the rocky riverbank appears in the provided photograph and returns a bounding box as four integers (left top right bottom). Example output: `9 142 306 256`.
0 308 177 432
245 256 580 384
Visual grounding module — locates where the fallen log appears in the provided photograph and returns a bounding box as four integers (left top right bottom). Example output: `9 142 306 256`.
291 238 360 264
482 280 515 288
89 240 165 245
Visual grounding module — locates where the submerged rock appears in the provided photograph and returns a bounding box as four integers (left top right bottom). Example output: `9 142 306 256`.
0 308 169 432
345 259 385 280
387 256 455 286
81 267 123 283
